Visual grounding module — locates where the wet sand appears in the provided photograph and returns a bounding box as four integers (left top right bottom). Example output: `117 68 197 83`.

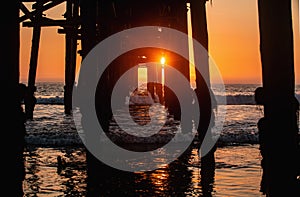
23 144 263 196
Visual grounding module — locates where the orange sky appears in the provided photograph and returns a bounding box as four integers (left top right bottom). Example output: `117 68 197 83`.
20 0 300 84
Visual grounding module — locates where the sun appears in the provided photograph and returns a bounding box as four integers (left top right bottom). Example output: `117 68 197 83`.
160 56 166 65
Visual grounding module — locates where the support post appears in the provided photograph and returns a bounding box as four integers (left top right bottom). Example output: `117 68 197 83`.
2 0 25 195
190 0 216 195
80 0 99 195
164 2 190 121
26 0 43 119
64 0 79 115
257 0 299 195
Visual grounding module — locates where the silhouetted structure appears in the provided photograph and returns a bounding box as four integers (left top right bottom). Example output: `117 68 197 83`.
19 0 216 194
20 1 212 131
13 0 300 195
77 0 215 196
19 0 208 118
20 0 80 115
3 1 25 196
257 0 300 195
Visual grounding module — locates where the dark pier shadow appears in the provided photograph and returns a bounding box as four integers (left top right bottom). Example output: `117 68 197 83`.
85 146 215 196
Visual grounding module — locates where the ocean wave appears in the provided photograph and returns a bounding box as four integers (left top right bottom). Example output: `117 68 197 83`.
36 96 64 104
34 94 300 105
24 131 259 147
215 95 255 105
25 134 83 146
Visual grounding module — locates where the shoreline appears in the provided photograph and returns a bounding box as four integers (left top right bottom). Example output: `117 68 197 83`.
23 143 264 196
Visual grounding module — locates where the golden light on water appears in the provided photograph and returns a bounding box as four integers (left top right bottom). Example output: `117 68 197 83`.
160 56 166 87
187 3 197 90
161 67 165 86
138 66 147 91
137 57 166 91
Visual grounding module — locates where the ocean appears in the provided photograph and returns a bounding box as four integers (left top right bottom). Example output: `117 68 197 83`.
22 82 300 196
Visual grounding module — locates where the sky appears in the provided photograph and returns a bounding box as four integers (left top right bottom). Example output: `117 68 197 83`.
19 0 300 84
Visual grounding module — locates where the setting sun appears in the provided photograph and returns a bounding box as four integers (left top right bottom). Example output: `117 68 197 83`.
160 56 166 65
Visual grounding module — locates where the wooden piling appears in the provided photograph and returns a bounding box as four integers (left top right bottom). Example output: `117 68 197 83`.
79 1 103 193
26 0 43 119
2 0 25 195
164 1 190 121
257 0 299 195
190 0 217 191
64 0 79 115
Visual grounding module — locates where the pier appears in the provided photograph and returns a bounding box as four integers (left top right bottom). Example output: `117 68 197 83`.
2 0 299 195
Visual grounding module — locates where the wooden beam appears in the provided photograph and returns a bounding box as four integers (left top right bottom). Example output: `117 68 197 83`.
19 2 35 21
58 27 81 34
19 0 65 22
22 18 80 27
32 0 56 9
20 0 50 2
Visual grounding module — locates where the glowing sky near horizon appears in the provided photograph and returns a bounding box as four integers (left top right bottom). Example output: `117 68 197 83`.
19 0 300 84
